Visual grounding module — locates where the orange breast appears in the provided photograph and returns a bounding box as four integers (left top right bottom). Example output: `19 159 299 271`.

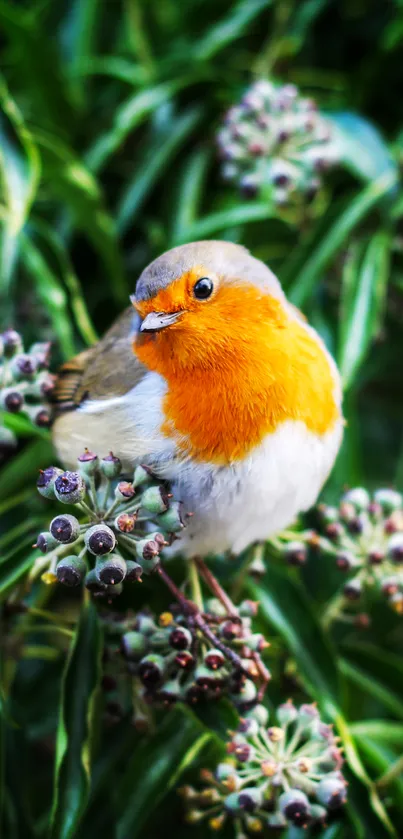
134 285 340 465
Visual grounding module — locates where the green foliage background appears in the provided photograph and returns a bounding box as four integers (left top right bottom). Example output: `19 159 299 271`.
1 1 403 838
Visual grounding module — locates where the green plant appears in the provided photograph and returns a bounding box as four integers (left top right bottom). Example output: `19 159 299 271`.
1 2 403 838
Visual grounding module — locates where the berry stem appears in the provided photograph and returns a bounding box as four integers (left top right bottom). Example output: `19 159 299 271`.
188 560 204 612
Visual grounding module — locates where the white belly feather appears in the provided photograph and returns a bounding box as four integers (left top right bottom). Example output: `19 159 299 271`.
53 370 343 558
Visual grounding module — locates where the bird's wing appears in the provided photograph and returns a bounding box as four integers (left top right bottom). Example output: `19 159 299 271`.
52 307 148 412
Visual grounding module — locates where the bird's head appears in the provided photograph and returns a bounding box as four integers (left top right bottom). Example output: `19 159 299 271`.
132 240 287 375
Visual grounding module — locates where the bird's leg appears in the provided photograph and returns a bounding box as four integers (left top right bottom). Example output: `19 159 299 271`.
252 653 271 702
156 564 197 616
194 557 271 702
156 563 244 672
194 557 239 619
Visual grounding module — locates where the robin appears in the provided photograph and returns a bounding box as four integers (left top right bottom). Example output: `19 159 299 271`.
53 240 343 558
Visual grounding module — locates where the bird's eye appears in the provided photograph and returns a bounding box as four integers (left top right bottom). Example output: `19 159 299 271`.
193 277 214 300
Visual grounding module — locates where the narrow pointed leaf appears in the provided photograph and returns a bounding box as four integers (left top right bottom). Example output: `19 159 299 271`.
50 598 102 839
338 230 391 390
287 172 397 308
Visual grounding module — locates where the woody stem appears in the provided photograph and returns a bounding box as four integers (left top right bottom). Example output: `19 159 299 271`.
156 563 244 671
194 557 238 618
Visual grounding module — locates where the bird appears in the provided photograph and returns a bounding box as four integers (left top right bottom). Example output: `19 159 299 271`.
52 240 343 558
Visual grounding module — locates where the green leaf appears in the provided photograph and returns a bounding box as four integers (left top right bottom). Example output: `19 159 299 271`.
285 172 397 309
178 202 279 243
338 231 391 390
328 112 398 184
20 235 76 360
248 566 340 706
0 438 53 501
195 0 271 61
170 147 210 246
115 707 211 839
350 721 403 748
50 597 102 839
1 411 51 440
0 549 38 599
0 73 40 293
28 219 98 347
340 659 403 720
35 132 127 307
86 81 186 172
247 569 395 835
117 107 202 234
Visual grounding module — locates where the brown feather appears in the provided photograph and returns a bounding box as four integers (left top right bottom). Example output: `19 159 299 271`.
53 307 147 411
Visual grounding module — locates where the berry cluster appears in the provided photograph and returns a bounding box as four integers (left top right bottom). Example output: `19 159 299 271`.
33 450 184 596
217 79 339 206
316 487 403 617
181 702 347 836
0 329 54 458
101 600 270 722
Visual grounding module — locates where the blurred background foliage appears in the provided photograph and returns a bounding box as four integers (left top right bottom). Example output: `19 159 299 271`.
1 1 403 838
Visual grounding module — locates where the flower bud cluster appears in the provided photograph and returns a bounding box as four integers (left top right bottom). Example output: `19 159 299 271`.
316 487 403 616
0 329 54 457
34 450 185 596
181 701 346 835
217 79 339 206
101 599 270 719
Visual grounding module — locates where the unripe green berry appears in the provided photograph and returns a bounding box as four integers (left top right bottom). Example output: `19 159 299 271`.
343 578 362 600
246 703 269 726
2 329 23 358
215 763 239 783
158 677 182 703
316 776 347 809
115 512 137 533
374 488 402 514
140 485 170 515
27 405 52 428
84 568 107 594
204 648 226 670
50 514 80 544
342 487 370 511
56 555 86 587
125 559 143 581
132 464 152 488
54 471 86 504
10 353 36 381
284 540 307 566
277 699 297 726
115 481 135 501
224 792 242 814
195 664 224 688
279 789 311 826
100 453 122 479
37 466 64 498
238 787 263 812
169 626 192 650
232 678 257 706
36 531 59 553
95 553 126 585
157 501 184 532
77 449 99 477
387 533 403 563
121 631 148 660
1 388 24 413
85 524 116 555
0 425 17 455
138 653 165 686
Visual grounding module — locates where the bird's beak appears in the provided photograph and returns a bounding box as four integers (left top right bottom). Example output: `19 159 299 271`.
139 310 182 333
